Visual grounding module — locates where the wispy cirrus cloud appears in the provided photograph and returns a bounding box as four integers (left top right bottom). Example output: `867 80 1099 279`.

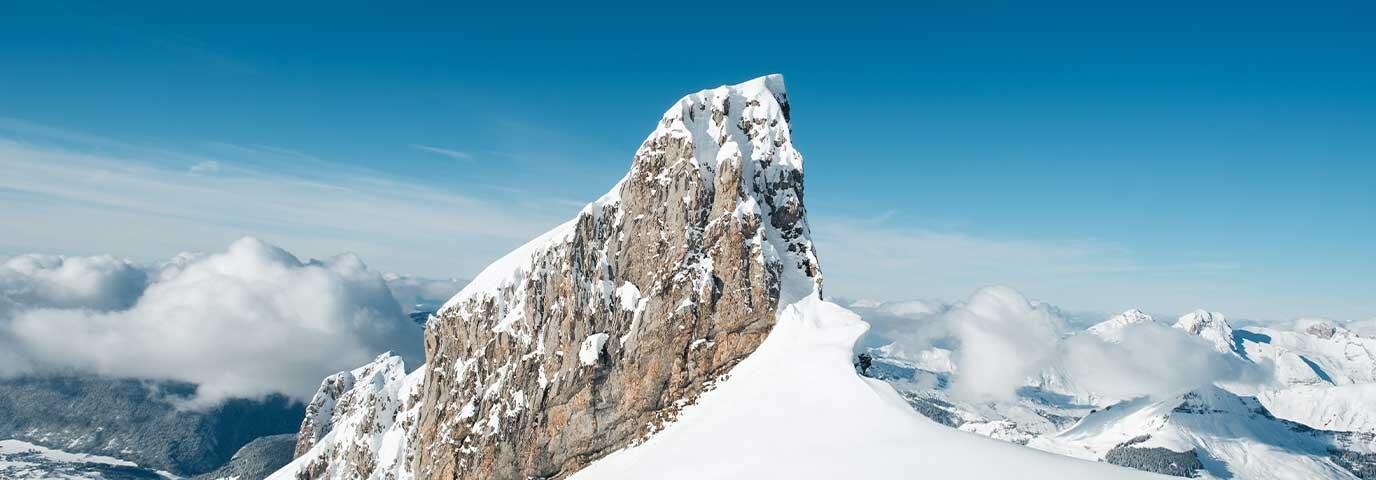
0 117 1356 323
0 122 573 280
188 160 221 175
410 144 473 161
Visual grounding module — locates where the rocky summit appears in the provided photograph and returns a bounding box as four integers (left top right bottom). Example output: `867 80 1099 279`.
414 74 821 480
277 74 824 480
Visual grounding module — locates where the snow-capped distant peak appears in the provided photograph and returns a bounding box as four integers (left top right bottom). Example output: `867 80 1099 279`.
1035 385 1376 480
1087 309 1155 342
1293 318 1352 340
1173 309 1237 354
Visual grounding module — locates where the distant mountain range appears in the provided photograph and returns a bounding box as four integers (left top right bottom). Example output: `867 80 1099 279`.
865 307 1376 479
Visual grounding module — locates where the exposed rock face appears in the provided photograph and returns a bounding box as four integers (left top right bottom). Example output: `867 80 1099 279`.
413 74 821 480
293 361 376 458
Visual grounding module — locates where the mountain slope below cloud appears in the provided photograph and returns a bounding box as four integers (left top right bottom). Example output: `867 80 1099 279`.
1033 386 1376 480
0 374 301 476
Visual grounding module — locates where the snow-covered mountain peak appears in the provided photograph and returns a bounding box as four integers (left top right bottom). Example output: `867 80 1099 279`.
1173 310 1237 354
1174 309 1229 335
1120 308 1151 321
650 73 795 170
1036 384 1376 479
443 74 817 312
410 75 823 480
1088 309 1156 342
1294 318 1352 340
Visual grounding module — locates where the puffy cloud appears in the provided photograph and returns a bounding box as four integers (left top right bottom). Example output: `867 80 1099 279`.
855 286 1256 404
849 299 952 357
1056 322 1251 401
0 254 148 313
0 238 432 406
0 254 152 376
945 286 1065 401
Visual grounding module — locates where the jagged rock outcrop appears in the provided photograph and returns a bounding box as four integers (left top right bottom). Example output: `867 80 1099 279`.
270 353 423 480
412 74 821 480
292 357 401 458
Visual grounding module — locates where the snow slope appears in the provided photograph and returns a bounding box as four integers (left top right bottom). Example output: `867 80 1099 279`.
573 295 1160 479
1033 386 1375 480
1238 320 1376 387
0 439 170 479
1259 384 1376 433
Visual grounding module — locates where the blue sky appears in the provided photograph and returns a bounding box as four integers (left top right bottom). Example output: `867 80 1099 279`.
1 2 1372 322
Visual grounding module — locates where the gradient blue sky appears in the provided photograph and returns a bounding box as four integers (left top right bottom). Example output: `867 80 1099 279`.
1 2 1372 322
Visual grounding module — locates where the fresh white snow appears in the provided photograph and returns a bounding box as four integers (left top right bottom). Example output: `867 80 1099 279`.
0 439 167 480
579 333 610 366
1259 384 1376 433
0 439 137 467
440 219 578 310
1032 386 1371 480
1173 310 1237 355
572 294 1161 479
1088 309 1155 342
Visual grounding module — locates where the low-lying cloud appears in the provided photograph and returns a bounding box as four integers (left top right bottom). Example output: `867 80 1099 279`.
1349 318 1376 337
383 273 466 314
1055 322 1253 401
854 286 1256 404
945 286 1066 401
0 238 462 406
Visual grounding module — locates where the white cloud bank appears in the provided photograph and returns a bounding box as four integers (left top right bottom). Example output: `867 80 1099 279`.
1344 317 1376 337
0 238 461 406
853 286 1257 404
